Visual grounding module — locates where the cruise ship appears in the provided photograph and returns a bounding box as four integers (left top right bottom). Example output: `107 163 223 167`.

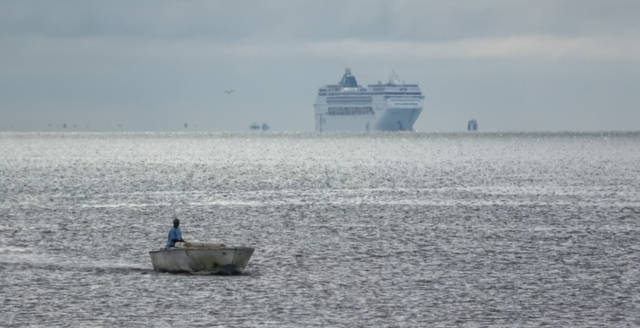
314 68 424 132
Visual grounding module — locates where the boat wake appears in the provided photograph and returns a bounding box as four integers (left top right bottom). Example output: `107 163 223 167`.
0 248 153 275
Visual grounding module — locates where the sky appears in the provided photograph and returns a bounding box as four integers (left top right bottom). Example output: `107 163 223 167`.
1 0 639 132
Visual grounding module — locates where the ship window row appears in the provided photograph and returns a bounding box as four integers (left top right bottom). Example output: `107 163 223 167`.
368 84 418 87
327 96 372 104
325 92 421 96
327 106 374 116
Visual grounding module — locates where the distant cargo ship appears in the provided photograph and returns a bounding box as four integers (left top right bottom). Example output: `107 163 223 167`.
314 68 425 132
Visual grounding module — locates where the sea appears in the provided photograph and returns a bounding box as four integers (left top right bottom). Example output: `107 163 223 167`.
1 131 639 327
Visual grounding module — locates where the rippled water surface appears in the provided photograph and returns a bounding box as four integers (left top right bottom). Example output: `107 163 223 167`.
1 132 639 327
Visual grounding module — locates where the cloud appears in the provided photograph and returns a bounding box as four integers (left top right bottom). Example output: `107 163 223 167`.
298 36 640 60
2 1 640 64
2 0 640 41
3 35 639 72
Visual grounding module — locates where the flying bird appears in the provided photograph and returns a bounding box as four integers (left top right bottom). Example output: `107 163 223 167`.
224 89 235 94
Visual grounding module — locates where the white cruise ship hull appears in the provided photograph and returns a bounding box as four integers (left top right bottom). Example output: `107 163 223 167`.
315 106 423 132
314 69 425 132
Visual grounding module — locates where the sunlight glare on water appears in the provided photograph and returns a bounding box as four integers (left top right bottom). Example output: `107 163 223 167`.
1 132 639 327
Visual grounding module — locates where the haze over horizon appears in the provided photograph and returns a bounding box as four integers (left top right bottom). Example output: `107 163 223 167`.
1 0 639 132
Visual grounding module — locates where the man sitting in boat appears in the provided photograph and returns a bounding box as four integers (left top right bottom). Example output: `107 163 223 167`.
167 218 185 247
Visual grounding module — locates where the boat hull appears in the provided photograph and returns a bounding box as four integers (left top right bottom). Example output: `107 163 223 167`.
149 247 254 274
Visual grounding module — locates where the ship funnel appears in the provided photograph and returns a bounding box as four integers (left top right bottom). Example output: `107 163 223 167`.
339 68 358 87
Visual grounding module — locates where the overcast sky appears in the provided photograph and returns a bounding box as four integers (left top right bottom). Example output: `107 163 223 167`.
1 0 639 132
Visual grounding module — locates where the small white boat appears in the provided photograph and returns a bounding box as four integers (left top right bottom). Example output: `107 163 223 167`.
149 242 254 274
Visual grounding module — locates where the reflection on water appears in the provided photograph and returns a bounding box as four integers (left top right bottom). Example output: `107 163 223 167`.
1 132 639 327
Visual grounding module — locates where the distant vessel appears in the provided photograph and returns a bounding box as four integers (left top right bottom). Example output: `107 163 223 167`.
467 119 478 131
250 122 270 131
314 68 425 132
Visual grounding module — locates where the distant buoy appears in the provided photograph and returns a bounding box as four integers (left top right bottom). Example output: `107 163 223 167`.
467 119 478 132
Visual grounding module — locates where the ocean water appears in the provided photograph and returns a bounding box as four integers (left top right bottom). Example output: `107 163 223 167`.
1 131 639 327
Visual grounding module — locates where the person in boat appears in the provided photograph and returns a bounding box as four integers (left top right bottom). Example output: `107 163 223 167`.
167 217 185 247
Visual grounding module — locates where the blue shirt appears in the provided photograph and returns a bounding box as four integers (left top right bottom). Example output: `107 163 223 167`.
167 227 182 247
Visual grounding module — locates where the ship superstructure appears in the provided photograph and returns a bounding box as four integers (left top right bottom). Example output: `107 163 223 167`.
314 68 424 132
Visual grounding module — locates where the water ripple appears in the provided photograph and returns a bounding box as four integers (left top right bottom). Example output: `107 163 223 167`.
1 132 639 327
